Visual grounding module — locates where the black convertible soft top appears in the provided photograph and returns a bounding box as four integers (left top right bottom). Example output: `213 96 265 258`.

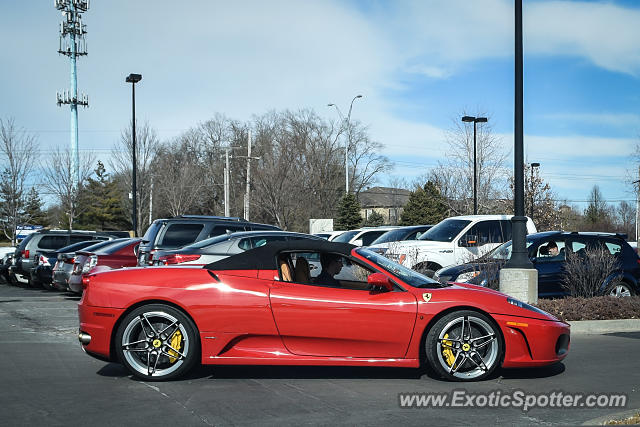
204 240 356 271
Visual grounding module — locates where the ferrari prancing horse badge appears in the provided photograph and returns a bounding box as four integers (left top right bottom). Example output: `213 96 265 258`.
422 293 432 302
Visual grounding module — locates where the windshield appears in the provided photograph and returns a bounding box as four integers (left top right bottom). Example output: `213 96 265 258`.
418 219 471 242
370 229 407 245
142 221 164 242
487 239 535 260
356 248 446 288
183 234 234 249
333 230 359 243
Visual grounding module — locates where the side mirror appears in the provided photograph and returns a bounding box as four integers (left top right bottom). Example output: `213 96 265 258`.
352 239 364 247
367 272 393 292
459 235 479 247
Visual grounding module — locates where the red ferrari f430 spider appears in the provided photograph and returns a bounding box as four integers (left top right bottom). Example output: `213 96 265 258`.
77 240 569 381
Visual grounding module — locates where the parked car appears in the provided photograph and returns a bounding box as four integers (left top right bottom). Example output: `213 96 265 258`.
383 215 537 275
434 231 640 298
0 247 16 284
137 215 280 266
367 225 433 254
68 238 142 294
78 240 569 382
151 231 323 266
51 240 126 292
33 240 112 290
11 230 115 287
331 226 401 247
313 231 347 241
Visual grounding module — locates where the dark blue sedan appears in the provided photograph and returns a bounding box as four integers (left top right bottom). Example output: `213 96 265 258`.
434 231 640 298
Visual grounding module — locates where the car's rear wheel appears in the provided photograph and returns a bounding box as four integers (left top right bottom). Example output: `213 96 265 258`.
115 304 200 381
425 310 503 381
605 282 635 297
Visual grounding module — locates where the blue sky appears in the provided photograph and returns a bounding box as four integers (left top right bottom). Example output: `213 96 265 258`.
1 0 639 209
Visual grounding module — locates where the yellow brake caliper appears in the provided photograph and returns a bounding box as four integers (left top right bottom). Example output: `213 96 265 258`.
441 333 456 366
168 330 183 363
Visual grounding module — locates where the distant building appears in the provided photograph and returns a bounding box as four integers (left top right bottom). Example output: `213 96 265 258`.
358 187 411 225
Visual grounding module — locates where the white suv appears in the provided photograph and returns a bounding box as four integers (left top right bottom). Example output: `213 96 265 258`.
375 215 536 274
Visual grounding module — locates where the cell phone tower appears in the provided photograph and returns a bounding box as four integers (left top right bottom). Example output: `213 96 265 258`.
55 0 89 187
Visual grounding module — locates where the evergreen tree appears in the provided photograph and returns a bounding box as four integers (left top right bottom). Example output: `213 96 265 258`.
400 181 448 226
24 187 47 226
335 193 362 230
362 210 384 227
77 161 129 230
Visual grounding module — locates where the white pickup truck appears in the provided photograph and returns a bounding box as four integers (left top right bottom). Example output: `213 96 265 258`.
370 215 537 274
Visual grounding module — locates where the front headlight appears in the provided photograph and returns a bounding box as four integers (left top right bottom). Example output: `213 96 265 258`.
507 297 550 316
456 271 481 283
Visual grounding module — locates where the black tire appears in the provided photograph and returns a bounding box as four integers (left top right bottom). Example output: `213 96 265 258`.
605 282 635 297
115 304 200 381
425 310 503 381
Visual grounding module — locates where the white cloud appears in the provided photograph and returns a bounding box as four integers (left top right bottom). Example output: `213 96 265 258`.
374 0 640 77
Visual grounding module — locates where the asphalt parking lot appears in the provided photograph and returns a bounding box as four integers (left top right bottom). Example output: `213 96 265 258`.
1 284 638 426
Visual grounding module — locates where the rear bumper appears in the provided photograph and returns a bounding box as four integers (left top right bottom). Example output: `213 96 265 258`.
494 314 570 368
68 275 83 294
77 302 123 361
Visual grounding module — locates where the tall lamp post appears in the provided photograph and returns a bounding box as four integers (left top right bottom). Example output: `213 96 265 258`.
328 94 363 194
530 162 540 221
461 115 488 214
126 73 142 236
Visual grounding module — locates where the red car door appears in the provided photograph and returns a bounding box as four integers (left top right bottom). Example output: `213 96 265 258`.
269 282 417 358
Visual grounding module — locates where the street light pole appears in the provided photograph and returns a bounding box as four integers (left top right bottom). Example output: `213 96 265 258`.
328 94 363 194
125 73 142 237
504 0 533 270
461 115 488 214
530 162 540 221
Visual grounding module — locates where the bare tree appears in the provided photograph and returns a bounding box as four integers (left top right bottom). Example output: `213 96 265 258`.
616 201 635 238
41 147 95 231
346 120 391 195
428 113 508 215
110 121 159 236
153 138 206 217
0 118 37 244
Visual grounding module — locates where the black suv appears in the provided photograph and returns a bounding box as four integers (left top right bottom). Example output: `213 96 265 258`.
434 231 640 298
11 230 118 287
137 215 280 266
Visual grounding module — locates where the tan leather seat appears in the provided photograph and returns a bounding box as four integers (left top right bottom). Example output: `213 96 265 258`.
294 257 311 284
279 258 293 282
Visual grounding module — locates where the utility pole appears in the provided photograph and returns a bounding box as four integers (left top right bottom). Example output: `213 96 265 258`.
244 131 252 221
149 177 154 226
224 147 231 217
242 130 260 221
635 168 640 245
55 0 89 187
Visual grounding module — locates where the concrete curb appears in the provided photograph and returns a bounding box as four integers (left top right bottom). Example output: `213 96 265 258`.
569 319 640 335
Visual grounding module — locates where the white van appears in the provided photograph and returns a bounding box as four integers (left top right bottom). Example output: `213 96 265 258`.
376 215 536 274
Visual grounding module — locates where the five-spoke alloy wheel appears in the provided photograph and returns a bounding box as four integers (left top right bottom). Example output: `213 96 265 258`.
115 304 199 381
426 310 503 381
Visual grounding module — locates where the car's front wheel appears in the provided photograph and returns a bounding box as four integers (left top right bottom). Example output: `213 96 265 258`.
115 304 200 381
425 310 503 381
605 282 635 297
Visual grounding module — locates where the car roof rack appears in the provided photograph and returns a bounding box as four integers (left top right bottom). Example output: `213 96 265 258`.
177 215 246 222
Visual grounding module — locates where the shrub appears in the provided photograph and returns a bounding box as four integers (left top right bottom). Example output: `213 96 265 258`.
535 296 640 321
562 246 620 297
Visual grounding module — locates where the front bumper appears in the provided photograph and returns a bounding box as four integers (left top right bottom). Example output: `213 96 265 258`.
494 314 570 368
78 302 124 361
